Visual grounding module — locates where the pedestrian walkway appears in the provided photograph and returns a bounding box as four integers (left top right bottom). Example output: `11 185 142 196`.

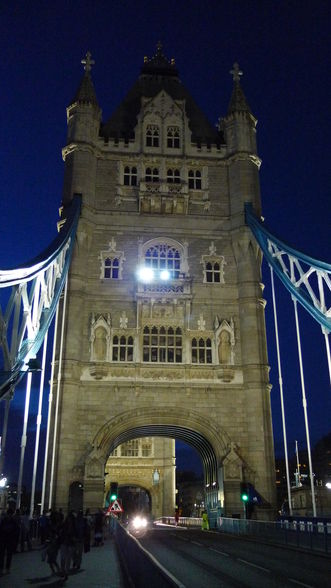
0 537 127 588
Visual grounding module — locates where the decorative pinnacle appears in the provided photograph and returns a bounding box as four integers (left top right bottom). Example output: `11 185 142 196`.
230 62 243 83
81 51 95 73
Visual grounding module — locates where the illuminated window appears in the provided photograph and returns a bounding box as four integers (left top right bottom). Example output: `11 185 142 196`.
124 166 137 186
143 326 182 363
167 126 180 148
144 243 181 278
112 335 134 361
146 125 159 147
167 169 180 184
192 338 212 364
145 167 159 183
188 170 202 190
205 261 221 283
120 439 139 457
104 257 120 279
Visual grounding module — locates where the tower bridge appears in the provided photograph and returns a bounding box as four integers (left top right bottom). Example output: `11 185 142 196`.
0 47 330 521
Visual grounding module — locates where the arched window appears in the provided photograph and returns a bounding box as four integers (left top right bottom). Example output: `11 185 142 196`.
104 257 119 279
145 167 159 183
146 124 159 147
124 166 137 186
167 169 180 184
143 326 182 363
188 170 202 190
167 126 180 148
144 243 181 278
205 261 220 283
112 335 134 361
192 337 212 364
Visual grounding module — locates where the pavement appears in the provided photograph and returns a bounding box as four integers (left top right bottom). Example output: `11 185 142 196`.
0 537 127 588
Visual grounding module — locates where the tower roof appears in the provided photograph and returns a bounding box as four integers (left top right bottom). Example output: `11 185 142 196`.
69 52 99 107
227 63 252 115
101 44 223 145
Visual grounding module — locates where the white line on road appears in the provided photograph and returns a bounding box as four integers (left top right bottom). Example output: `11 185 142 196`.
209 547 229 557
237 558 270 573
191 540 202 546
288 579 314 588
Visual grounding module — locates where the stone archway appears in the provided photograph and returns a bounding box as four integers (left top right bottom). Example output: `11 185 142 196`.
82 407 244 516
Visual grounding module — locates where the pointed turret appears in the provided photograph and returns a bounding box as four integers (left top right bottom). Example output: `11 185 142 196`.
223 63 261 228
62 52 101 205
227 63 252 115
69 52 99 107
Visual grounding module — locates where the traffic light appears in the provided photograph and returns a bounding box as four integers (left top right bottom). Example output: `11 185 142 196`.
110 482 118 501
240 482 249 502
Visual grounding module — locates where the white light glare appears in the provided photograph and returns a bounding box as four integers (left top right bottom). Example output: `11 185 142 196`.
326 482 331 490
137 267 154 282
0 477 7 488
160 270 170 280
132 515 148 529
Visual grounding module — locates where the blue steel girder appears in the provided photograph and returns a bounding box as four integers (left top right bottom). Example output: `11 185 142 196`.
0 196 81 398
245 203 331 333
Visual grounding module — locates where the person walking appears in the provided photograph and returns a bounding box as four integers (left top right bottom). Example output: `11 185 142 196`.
72 510 85 569
59 512 77 579
0 508 20 576
201 510 209 531
20 508 32 552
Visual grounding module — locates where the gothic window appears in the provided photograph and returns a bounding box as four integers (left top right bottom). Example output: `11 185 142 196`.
167 126 180 148
144 243 181 278
188 170 202 190
143 326 182 363
145 167 159 183
141 438 153 457
120 439 139 457
146 124 159 147
167 169 180 184
192 337 212 364
124 166 137 186
104 257 120 279
112 335 134 361
205 261 221 283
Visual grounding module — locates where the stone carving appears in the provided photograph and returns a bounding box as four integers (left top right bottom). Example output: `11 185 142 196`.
209 241 217 255
119 311 128 329
90 313 111 361
215 318 235 365
197 314 206 331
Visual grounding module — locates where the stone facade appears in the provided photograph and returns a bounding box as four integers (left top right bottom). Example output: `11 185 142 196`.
47 49 276 519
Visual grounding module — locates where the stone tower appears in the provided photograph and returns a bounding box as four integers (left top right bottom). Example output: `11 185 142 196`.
49 47 276 519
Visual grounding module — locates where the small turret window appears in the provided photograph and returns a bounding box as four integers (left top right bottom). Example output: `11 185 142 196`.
145 167 159 183
167 126 180 148
167 169 180 184
146 124 159 147
124 166 137 186
188 170 202 190
104 257 120 279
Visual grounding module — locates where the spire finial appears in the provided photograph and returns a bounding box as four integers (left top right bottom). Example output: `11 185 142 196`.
156 41 163 54
81 51 95 74
230 62 243 83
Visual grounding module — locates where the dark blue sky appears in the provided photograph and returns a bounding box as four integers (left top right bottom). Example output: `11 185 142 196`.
0 1 330 487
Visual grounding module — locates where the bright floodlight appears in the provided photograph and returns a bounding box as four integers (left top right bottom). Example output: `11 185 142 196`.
0 477 7 488
160 269 170 280
137 267 154 282
326 482 331 490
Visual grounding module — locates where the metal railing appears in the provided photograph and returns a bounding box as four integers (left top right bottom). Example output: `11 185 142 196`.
218 516 331 554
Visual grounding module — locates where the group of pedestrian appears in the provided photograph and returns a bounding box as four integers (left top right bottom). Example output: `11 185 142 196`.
41 508 92 580
0 506 33 576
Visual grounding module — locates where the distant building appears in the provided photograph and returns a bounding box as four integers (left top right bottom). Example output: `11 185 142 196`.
46 45 276 518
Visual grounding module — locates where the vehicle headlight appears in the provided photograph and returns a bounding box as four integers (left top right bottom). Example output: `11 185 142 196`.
132 516 148 529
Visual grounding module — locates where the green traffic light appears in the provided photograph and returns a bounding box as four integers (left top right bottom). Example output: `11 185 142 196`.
110 493 117 501
241 493 249 502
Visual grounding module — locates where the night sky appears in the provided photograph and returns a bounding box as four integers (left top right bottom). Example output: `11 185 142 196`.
0 1 330 488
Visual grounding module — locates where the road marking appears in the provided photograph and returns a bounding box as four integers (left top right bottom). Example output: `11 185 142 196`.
237 558 270 573
209 547 229 557
191 540 202 546
288 579 314 588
